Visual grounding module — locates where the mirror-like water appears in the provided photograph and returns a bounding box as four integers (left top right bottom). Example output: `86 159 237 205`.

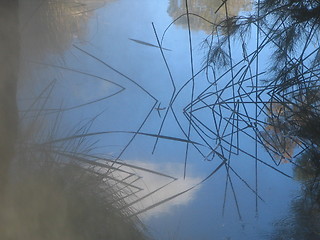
1 0 320 239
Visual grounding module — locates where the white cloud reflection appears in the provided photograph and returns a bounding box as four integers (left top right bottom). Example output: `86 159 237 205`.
118 160 202 220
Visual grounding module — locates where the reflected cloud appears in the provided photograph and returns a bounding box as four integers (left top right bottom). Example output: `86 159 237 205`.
111 160 202 220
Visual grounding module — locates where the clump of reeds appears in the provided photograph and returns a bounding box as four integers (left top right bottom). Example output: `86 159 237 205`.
0 146 150 240
0 77 151 240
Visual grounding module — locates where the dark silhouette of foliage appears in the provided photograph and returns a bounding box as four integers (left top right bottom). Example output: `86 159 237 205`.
269 195 320 240
270 148 320 240
294 149 320 181
205 0 320 90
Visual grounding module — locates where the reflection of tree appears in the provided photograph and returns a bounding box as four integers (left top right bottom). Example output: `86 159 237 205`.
270 195 320 239
206 0 320 88
294 150 320 181
260 86 320 164
261 89 320 237
261 102 298 163
21 0 112 60
262 87 320 159
203 0 320 169
269 100 320 237
270 149 320 239
167 0 320 223
167 0 251 33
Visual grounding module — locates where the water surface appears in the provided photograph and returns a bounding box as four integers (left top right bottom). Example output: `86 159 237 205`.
2 0 310 239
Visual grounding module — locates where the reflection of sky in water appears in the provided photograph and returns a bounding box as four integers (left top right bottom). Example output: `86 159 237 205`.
18 0 302 240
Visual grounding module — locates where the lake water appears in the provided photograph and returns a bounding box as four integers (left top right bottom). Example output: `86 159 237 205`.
3 0 309 239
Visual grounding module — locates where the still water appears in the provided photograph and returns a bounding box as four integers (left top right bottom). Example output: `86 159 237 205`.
1 0 311 239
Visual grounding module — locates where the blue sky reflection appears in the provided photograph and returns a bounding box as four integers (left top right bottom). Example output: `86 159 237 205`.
18 0 304 239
